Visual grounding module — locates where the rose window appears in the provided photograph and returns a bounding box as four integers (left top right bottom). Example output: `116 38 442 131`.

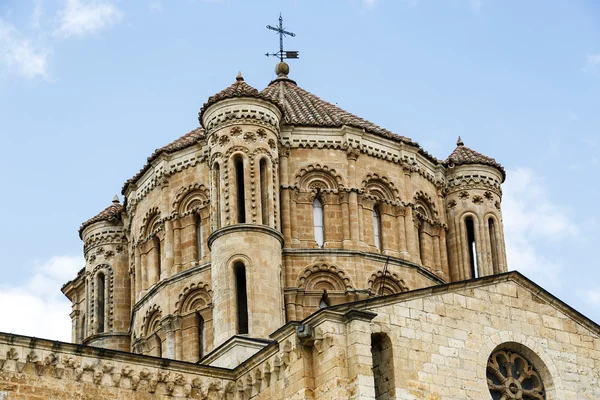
487 349 546 400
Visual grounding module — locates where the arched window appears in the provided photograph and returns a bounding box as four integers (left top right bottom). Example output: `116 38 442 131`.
313 197 324 247
234 263 249 334
234 156 246 223
196 214 204 260
153 236 161 280
259 158 269 225
489 218 499 273
214 163 221 229
371 333 395 399
96 273 105 333
465 216 478 278
373 206 382 250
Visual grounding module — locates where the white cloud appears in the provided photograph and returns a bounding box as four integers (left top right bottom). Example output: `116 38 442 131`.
0 19 50 78
31 0 44 30
0 255 84 342
55 0 123 38
502 167 578 289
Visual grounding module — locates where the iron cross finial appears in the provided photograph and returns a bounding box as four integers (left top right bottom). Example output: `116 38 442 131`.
265 14 299 62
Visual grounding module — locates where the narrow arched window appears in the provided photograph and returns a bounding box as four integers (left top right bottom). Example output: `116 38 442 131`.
214 163 221 228
234 156 246 223
96 273 105 333
259 158 269 226
234 263 249 334
465 217 478 278
371 333 395 399
313 197 324 247
196 214 204 260
153 236 161 280
489 218 498 273
373 206 382 250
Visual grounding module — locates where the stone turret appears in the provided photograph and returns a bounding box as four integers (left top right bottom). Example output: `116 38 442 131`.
73 196 131 350
444 137 507 281
200 71 284 346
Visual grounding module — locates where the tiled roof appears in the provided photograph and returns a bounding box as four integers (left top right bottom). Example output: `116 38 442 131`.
124 69 443 196
259 76 439 164
79 198 124 238
444 137 506 180
121 127 205 194
198 73 270 125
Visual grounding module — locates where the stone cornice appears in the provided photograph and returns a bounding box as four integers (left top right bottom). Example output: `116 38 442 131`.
282 248 447 285
131 262 211 318
207 224 284 249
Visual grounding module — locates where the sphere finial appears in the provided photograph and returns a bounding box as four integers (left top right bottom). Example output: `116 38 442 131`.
275 61 290 78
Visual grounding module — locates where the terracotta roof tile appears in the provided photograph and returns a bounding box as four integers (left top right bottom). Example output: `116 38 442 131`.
79 198 124 238
198 73 271 125
259 77 440 164
121 127 205 194
124 71 444 196
444 137 506 180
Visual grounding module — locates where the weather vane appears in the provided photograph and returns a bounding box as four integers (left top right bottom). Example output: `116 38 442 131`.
265 14 299 62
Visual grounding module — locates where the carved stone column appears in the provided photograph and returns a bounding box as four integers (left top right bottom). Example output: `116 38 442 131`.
404 207 417 262
173 218 182 273
349 190 360 246
161 316 181 360
395 205 408 258
340 191 351 248
290 189 299 242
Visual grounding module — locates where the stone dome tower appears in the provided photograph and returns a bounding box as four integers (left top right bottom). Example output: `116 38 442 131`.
443 137 507 281
199 72 284 346
67 196 131 351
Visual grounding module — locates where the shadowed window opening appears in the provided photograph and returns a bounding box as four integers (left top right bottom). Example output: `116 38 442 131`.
214 163 221 228
489 218 499 273
466 217 477 278
234 263 249 334
234 157 246 223
372 333 395 399
96 273 105 333
319 290 329 309
260 158 269 225
154 236 161 279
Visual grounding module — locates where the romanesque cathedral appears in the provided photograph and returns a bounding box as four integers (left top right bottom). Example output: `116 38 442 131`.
0 62 598 399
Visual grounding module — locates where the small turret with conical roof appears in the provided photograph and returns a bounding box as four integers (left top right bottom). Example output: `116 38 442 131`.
66 196 130 350
444 138 507 282
201 70 284 347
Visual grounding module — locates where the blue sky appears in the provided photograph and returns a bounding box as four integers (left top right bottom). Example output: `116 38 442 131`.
0 0 598 341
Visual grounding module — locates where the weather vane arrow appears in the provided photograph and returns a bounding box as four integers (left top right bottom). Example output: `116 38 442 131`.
265 14 299 62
